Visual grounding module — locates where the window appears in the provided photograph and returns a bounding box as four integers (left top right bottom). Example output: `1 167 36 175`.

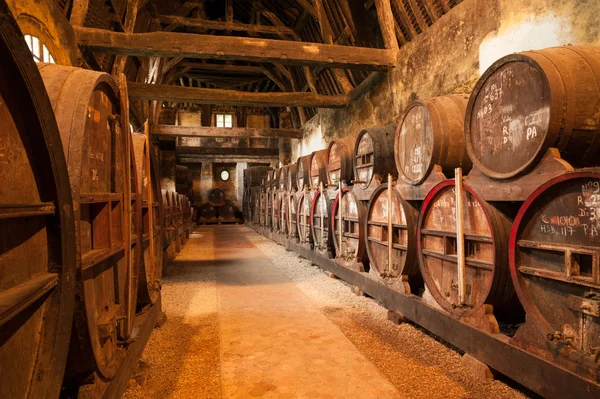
220 170 230 181
216 114 233 128
24 34 55 63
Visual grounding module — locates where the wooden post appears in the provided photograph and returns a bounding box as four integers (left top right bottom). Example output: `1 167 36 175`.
388 173 393 275
319 182 325 248
303 185 309 243
374 0 400 50
455 168 466 305
144 121 155 282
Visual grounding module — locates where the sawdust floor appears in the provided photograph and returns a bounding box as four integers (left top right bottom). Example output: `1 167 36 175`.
124 225 530 399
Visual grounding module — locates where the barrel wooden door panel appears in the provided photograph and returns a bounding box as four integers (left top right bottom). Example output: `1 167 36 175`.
354 126 397 191
296 155 311 190
132 133 163 306
327 137 355 187
309 150 328 189
297 190 314 247
0 4 76 397
37 63 133 379
418 181 514 320
332 188 368 272
365 184 420 293
510 172 600 380
465 46 600 179
288 192 299 240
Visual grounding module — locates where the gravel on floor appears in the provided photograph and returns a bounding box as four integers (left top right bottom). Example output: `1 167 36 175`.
244 227 532 399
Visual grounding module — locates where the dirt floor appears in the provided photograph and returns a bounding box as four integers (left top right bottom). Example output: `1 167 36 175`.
124 225 532 399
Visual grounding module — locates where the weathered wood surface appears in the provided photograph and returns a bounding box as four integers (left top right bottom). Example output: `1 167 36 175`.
374 0 399 50
0 3 76 397
332 188 368 272
179 155 278 164
128 83 348 108
510 170 600 384
354 125 397 191
176 147 278 156
74 27 398 70
155 15 297 36
327 136 356 187
311 189 335 258
152 125 303 139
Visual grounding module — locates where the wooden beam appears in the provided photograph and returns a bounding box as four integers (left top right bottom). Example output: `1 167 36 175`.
374 0 400 50
293 0 318 18
179 62 265 75
74 27 397 70
152 125 303 139
178 155 278 164
155 15 297 36
128 83 348 108
176 147 279 156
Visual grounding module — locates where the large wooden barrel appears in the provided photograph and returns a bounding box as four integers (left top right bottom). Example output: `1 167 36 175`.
396 95 471 185
297 190 315 246
248 166 272 187
259 191 267 226
287 164 298 191
296 154 312 190
161 190 173 246
171 191 181 227
418 181 515 317
38 63 137 379
279 165 289 190
175 165 190 185
365 184 420 292
510 172 600 370
276 191 287 233
354 125 397 190
327 136 356 186
0 6 76 397
218 202 236 221
331 188 369 271
266 185 273 229
465 46 600 179
198 203 217 224
310 189 335 257
271 189 280 231
309 149 328 189
208 188 225 207
288 192 299 240
250 187 261 224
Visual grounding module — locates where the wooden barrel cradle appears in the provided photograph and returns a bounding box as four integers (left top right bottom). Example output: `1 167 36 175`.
331 188 369 272
465 46 600 180
354 125 397 191
297 189 315 247
296 154 312 190
396 95 471 185
418 180 515 322
208 188 226 207
310 189 335 258
327 136 356 187
309 149 328 189
365 183 421 293
509 172 600 379
132 133 163 306
0 6 76 397
38 63 136 379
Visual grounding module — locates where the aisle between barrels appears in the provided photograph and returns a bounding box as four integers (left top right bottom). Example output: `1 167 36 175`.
125 225 528 399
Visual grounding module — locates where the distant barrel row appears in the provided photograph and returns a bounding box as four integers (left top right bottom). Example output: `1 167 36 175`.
244 45 600 387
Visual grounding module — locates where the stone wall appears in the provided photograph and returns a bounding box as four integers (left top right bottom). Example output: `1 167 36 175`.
296 0 600 159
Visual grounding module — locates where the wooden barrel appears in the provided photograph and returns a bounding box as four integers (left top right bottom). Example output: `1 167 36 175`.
250 187 261 224
208 188 225 206
248 166 272 187
287 164 298 191
510 171 600 364
266 185 273 228
465 46 600 179
198 203 217 224
288 192 299 240
310 189 335 257
271 189 280 231
365 184 420 292
38 63 137 379
273 168 282 189
0 6 76 397
171 192 181 227
276 191 287 233
327 136 356 186
331 188 369 270
218 202 236 221
259 191 267 226
354 125 397 190
296 154 312 190
175 165 189 185
297 190 315 246
396 95 471 185
309 149 328 189
161 190 173 246
418 180 514 317
279 165 289 190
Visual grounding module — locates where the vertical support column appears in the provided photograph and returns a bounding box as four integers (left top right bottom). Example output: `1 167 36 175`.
374 0 400 50
455 168 466 305
388 174 393 275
